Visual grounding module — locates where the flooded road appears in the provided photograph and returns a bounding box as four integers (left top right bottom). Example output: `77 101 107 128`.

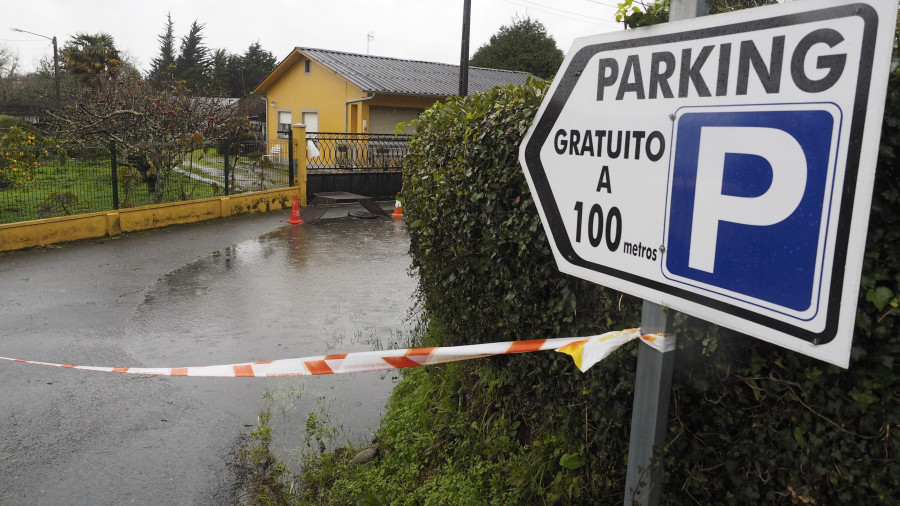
0 208 417 504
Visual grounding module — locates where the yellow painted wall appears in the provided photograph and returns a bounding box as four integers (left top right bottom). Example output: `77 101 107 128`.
0 187 302 253
262 50 449 137
264 52 367 140
355 96 443 134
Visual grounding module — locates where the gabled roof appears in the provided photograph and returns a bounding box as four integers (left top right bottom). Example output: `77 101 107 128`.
253 47 533 97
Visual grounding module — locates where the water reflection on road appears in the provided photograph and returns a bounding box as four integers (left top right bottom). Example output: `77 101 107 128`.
124 216 418 466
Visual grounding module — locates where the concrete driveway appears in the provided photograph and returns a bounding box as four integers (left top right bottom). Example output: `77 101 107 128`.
0 207 416 504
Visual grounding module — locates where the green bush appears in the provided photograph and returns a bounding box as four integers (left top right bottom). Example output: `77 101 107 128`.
398 73 900 503
403 80 641 347
403 81 645 503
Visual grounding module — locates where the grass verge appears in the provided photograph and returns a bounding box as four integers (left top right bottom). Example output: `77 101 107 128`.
230 322 592 505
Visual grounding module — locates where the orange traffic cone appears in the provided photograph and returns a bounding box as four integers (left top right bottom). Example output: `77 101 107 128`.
287 194 304 224
391 193 403 218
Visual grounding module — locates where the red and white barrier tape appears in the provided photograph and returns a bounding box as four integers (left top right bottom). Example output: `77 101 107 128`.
0 328 672 378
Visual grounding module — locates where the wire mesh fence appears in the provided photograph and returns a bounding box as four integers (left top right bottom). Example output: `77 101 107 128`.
0 133 411 226
0 139 293 225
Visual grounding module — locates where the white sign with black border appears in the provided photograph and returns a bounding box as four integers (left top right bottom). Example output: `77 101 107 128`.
518 0 898 367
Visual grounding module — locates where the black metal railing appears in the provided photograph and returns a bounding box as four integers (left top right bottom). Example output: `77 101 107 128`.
306 133 410 171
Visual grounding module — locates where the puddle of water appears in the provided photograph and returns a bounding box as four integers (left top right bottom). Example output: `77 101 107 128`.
123 216 418 467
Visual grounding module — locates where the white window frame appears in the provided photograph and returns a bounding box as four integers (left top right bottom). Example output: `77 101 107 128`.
301 110 319 133
277 110 292 139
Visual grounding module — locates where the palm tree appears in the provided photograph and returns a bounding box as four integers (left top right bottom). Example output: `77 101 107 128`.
62 33 122 92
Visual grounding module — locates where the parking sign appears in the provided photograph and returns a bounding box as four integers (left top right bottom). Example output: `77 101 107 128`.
518 0 898 367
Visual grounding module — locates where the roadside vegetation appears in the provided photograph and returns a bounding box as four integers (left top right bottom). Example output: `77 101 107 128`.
0 117 284 223
235 40 900 506
232 1 898 503
0 14 279 223
0 130 229 222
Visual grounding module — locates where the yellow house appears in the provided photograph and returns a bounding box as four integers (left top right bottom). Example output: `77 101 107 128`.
252 47 532 140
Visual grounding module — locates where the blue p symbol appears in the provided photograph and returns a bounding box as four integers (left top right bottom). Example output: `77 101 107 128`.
664 109 837 316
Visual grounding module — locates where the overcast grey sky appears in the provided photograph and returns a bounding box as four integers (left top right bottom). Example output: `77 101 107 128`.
4 0 622 75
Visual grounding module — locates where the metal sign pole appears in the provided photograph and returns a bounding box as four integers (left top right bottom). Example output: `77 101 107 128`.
622 2 706 505
623 301 676 505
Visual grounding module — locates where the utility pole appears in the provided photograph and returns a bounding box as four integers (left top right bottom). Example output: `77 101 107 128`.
12 27 60 104
51 35 59 104
458 0 471 96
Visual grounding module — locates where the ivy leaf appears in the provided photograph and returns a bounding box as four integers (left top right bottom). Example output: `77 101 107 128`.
848 388 879 414
866 286 895 311
559 452 584 470
793 426 808 448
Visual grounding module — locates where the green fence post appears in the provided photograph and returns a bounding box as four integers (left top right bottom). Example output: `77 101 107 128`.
110 140 119 210
223 139 230 196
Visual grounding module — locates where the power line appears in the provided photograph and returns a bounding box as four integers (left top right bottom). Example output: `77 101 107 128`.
584 0 623 9
501 0 619 26
519 0 610 21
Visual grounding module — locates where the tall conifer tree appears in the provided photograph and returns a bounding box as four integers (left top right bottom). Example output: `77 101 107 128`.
148 13 176 85
174 20 209 93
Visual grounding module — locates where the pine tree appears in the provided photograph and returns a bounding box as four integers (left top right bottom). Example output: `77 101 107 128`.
173 20 209 93
208 48 231 96
148 13 176 85
236 42 276 97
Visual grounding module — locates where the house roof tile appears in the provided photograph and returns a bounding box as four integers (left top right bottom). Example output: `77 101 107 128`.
297 47 533 96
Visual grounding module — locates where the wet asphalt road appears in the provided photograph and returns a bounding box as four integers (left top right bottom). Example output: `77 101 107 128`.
0 206 417 505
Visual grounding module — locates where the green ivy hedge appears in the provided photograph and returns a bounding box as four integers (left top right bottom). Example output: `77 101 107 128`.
403 80 641 346
400 73 899 503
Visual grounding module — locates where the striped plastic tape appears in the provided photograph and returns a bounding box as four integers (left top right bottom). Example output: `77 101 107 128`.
0 328 670 378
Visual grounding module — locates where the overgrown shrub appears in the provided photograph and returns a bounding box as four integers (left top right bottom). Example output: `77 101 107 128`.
403 81 644 503
399 73 900 503
403 80 640 347
0 126 62 189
